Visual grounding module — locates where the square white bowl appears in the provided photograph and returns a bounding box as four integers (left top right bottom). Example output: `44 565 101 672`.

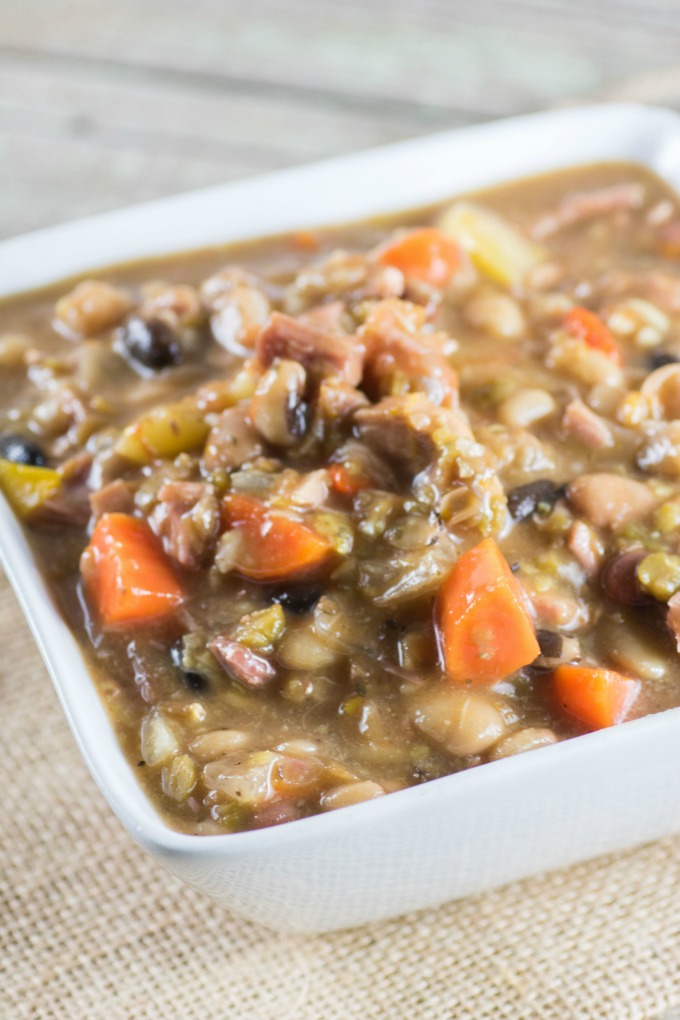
2 103 680 933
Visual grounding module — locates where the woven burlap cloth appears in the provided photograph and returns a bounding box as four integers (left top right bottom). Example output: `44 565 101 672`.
7 83 680 1018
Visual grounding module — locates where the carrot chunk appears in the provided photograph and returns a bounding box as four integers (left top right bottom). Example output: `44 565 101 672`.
564 306 621 364
376 228 461 287
327 463 370 497
552 664 640 729
83 513 183 627
436 537 539 685
221 494 334 582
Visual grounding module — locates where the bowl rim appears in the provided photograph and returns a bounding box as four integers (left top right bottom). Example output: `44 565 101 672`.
3 100 680 857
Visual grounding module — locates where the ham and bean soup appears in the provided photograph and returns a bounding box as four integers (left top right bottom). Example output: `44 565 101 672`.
3 162 680 834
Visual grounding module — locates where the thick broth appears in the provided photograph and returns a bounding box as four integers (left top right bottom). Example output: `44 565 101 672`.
2 162 680 834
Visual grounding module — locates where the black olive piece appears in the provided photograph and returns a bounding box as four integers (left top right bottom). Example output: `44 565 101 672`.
647 351 679 371
119 315 183 370
0 433 47 467
269 585 323 615
507 479 566 522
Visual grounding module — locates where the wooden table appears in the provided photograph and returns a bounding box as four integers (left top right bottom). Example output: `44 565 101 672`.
3 0 680 240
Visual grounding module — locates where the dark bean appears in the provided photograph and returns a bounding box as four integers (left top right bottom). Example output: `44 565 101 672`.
0 433 47 467
170 643 208 691
119 315 182 370
507 479 566 521
601 548 650 606
269 585 323 615
647 351 679 371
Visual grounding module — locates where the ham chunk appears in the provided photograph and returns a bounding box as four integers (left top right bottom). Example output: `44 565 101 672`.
257 312 365 386
532 183 645 240
89 478 135 520
361 299 458 408
562 399 613 450
667 591 680 653
355 393 473 472
207 635 276 688
149 481 220 569
203 407 263 472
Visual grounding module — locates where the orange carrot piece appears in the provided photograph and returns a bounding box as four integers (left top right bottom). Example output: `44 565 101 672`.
83 513 183 628
552 664 640 730
564 306 621 364
327 463 370 497
221 494 334 582
436 537 540 685
376 228 461 287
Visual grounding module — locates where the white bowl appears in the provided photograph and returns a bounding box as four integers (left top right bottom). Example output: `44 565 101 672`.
2 103 680 933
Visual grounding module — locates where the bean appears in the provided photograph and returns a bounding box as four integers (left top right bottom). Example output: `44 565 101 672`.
119 315 183 370
54 280 133 337
567 473 658 529
277 624 339 670
412 687 506 756
600 549 649 605
498 388 557 428
606 627 667 681
507 479 565 521
189 730 252 762
270 585 323 615
320 781 385 811
0 433 47 467
250 359 307 446
488 727 558 760
463 291 526 340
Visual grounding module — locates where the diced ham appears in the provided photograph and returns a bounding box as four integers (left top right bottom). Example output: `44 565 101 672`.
203 407 263 472
207 635 276 688
256 312 365 386
298 301 348 334
532 183 645 240
361 299 458 408
89 478 135 520
562 399 613 450
149 481 220 569
526 585 588 631
567 520 604 577
355 393 473 471
667 591 680 653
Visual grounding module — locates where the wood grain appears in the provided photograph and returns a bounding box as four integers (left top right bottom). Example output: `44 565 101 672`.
2 0 680 238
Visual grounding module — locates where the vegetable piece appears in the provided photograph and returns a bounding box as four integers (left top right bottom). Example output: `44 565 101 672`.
436 201 544 287
82 513 183 627
375 228 461 287
436 537 540 685
563 307 621 365
0 461 61 519
114 400 209 465
221 494 335 582
552 664 640 729
636 551 680 602
327 463 370 496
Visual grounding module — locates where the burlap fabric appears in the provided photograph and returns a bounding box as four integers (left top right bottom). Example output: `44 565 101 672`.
6 83 680 1016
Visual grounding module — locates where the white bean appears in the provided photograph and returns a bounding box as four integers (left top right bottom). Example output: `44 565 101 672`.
498 388 557 428
413 687 506 756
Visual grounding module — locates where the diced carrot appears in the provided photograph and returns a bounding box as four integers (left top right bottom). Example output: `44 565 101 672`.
552 664 640 730
327 463 370 497
290 229 321 253
376 228 461 288
82 513 183 628
436 537 540 685
564 306 621 365
221 494 335 582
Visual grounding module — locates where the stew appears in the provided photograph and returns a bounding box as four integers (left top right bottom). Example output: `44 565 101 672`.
2 161 680 835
